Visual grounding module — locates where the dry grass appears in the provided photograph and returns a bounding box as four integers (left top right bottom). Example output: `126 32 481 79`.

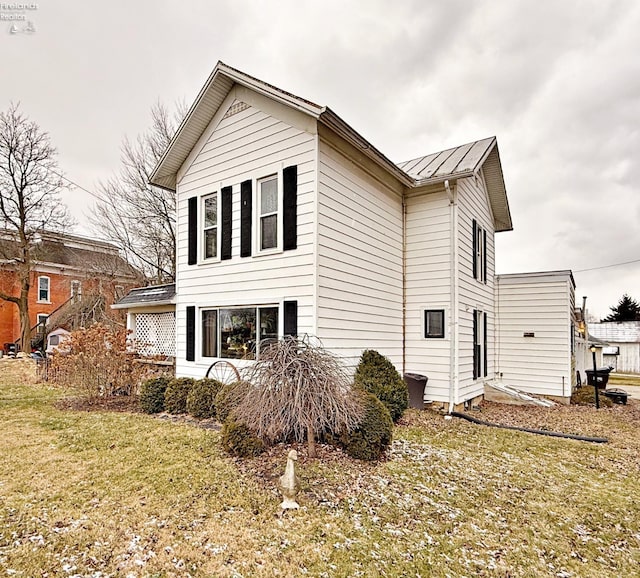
1 359 639 577
608 372 640 387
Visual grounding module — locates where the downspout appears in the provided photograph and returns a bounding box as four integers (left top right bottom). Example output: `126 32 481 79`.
445 180 458 414
402 196 407 376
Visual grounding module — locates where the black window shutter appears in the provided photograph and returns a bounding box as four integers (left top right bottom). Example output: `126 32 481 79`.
483 312 488 377
483 229 487 284
283 300 298 337
472 310 478 380
221 186 232 260
188 197 197 265
240 180 252 257
186 306 195 362
472 219 477 280
283 165 298 251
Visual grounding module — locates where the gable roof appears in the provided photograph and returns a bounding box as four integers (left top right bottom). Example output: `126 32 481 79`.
398 137 512 232
150 62 512 231
111 283 176 309
0 230 138 279
588 321 640 343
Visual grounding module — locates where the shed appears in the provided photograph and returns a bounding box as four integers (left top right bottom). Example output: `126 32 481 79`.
587 321 640 373
112 284 176 357
495 271 577 401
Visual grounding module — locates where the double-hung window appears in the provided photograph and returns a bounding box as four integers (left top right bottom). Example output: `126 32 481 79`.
71 280 81 301
472 219 487 283
473 309 488 380
36 314 48 333
258 175 278 251
201 305 279 360
37 276 50 302
203 193 218 260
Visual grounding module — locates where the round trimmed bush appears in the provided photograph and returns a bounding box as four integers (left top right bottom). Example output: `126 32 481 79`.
186 378 223 418
221 416 265 457
341 392 393 461
164 377 195 414
214 380 249 422
354 350 408 422
139 376 171 414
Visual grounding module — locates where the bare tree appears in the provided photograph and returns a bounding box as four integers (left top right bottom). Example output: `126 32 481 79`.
0 103 70 351
235 337 364 458
91 102 185 283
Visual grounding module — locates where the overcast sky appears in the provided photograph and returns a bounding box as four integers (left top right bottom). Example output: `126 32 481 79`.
2 0 639 319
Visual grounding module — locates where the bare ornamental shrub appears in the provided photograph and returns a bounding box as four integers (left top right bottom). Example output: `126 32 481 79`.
48 324 144 402
234 336 364 458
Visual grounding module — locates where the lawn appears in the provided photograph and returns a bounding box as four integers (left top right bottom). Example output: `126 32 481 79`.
1 359 639 577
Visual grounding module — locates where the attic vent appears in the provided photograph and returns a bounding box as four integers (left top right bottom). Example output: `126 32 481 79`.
223 101 249 119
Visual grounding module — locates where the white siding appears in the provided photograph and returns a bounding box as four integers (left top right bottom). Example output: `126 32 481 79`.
457 176 496 402
603 343 640 373
404 189 453 401
175 95 316 378
495 274 573 398
316 140 404 371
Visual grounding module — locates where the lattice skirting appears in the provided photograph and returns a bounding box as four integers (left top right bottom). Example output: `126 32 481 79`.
135 312 176 356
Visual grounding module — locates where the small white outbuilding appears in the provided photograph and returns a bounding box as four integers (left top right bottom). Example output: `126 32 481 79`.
494 271 579 402
588 321 640 373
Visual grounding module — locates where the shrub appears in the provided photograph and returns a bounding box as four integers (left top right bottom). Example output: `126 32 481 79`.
214 380 249 422
221 416 265 457
354 349 408 422
47 323 145 401
340 392 393 461
164 377 195 414
139 376 170 414
235 336 363 457
186 378 223 418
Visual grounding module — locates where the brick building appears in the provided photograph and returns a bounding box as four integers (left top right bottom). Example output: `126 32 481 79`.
0 230 140 352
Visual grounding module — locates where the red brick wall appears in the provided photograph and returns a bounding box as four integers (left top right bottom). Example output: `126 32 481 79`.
0 268 136 352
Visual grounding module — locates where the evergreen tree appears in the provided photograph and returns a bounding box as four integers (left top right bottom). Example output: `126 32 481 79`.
602 294 640 321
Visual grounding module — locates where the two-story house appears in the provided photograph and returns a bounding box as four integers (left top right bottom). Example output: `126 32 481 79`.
0 230 139 351
150 62 512 408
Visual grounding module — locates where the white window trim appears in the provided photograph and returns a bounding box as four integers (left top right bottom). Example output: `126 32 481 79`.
71 280 82 299
201 191 220 262
37 313 48 326
254 170 283 256
199 303 280 360
37 275 50 303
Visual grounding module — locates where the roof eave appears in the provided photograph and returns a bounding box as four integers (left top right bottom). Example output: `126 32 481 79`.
149 61 326 191
319 109 414 187
111 298 176 310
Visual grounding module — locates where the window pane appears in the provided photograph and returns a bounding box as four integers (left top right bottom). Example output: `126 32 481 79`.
425 310 444 338
260 177 278 214
259 307 278 342
261 214 277 250
204 227 217 259
38 278 49 301
204 195 217 227
220 308 256 360
202 310 218 357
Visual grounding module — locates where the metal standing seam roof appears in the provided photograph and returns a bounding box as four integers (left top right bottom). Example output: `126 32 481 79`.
588 322 640 343
111 283 176 309
150 62 512 231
